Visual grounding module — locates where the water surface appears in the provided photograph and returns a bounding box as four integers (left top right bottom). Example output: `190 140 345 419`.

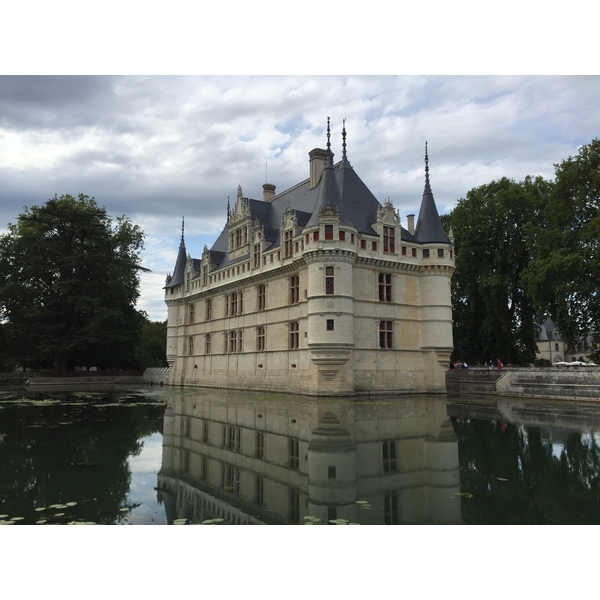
2 386 600 524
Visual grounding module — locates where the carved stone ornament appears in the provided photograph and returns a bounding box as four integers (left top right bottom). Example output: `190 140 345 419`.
376 198 400 225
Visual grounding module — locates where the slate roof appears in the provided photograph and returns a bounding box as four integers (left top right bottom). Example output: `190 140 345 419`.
167 134 449 278
414 144 451 244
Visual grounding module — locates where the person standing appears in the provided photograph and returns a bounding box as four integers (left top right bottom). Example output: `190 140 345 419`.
496 358 503 369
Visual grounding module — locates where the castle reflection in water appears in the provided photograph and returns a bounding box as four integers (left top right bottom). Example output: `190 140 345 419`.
157 391 462 525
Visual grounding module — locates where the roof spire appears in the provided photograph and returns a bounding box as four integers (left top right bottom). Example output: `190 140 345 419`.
181 216 185 241
326 116 331 152
425 141 430 183
227 196 230 223
342 118 347 161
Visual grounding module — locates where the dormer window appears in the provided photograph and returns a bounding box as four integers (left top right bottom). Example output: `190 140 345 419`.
284 230 293 258
383 226 395 253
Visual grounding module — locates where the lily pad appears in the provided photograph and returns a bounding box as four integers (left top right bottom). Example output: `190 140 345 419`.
54 512 65 517
65 502 78 507
173 518 188 525
119 507 130 512
495 477 508 482
36 520 47 524
34 507 46 512
329 519 349 525
302 516 322 523
10 516 25 521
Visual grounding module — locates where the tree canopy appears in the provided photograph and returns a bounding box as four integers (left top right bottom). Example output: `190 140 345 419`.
447 138 600 365
0 194 149 371
524 139 600 350
445 176 552 365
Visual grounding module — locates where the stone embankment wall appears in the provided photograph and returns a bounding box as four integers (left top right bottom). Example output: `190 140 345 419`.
143 367 171 385
447 367 600 401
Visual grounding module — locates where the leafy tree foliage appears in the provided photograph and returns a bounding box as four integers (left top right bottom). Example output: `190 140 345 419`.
0 194 149 371
523 139 600 349
446 176 552 365
133 319 168 368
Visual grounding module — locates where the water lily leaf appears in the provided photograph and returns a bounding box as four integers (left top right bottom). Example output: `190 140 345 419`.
10 516 25 521
495 477 508 482
173 518 188 525
0 514 8 518
34 507 46 512
0 520 15 525
65 502 78 507
119 507 130 512
36 520 47 524
54 512 65 517
355 500 369 504
329 519 349 525
302 516 322 523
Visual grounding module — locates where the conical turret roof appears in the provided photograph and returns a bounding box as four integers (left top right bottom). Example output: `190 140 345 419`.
165 218 187 288
414 143 451 244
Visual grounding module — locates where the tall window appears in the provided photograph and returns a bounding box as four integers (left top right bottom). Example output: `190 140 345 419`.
253 243 261 268
257 326 266 351
205 333 212 354
206 298 213 320
289 438 300 469
289 322 299 349
255 431 265 458
384 491 399 524
382 441 397 472
257 284 266 311
284 230 293 258
383 226 395 253
289 275 300 304
255 475 265 506
226 291 243 316
188 336 194 355
203 420 209 443
378 273 392 302
225 330 243 353
202 263 208 286
379 321 393 349
325 266 334 295
222 464 240 494
289 488 300 522
223 424 241 452
188 302 195 323
325 224 334 240
423 249 430 258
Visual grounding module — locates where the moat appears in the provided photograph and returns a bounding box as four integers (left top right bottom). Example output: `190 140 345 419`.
2 385 600 525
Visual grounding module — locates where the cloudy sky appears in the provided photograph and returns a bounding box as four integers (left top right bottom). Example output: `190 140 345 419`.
2 5 598 323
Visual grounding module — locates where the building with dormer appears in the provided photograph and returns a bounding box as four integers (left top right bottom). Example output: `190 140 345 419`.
164 120 455 396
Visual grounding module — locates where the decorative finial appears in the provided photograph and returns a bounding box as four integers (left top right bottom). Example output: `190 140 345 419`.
425 141 429 175
227 196 230 223
342 118 347 161
326 117 331 152
181 216 185 240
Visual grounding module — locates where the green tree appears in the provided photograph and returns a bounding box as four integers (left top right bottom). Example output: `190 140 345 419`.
524 139 600 349
0 194 149 371
446 176 551 365
133 319 168 368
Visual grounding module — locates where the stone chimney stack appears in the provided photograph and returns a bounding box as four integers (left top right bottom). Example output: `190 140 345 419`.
407 214 415 235
263 183 276 202
309 148 330 189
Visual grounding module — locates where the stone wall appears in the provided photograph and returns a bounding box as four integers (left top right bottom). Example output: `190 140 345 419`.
447 367 600 401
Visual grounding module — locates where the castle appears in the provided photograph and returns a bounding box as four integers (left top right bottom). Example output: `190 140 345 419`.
164 120 454 396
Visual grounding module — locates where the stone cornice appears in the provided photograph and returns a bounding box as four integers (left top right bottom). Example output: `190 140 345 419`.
303 248 357 265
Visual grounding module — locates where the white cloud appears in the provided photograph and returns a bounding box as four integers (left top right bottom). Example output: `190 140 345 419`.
1 75 599 320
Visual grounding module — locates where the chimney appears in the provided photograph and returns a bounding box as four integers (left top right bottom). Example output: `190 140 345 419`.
309 148 329 189
407 214 415 235
263 183 276 202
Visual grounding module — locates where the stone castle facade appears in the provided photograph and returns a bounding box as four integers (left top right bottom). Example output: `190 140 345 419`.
165 121 454 396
